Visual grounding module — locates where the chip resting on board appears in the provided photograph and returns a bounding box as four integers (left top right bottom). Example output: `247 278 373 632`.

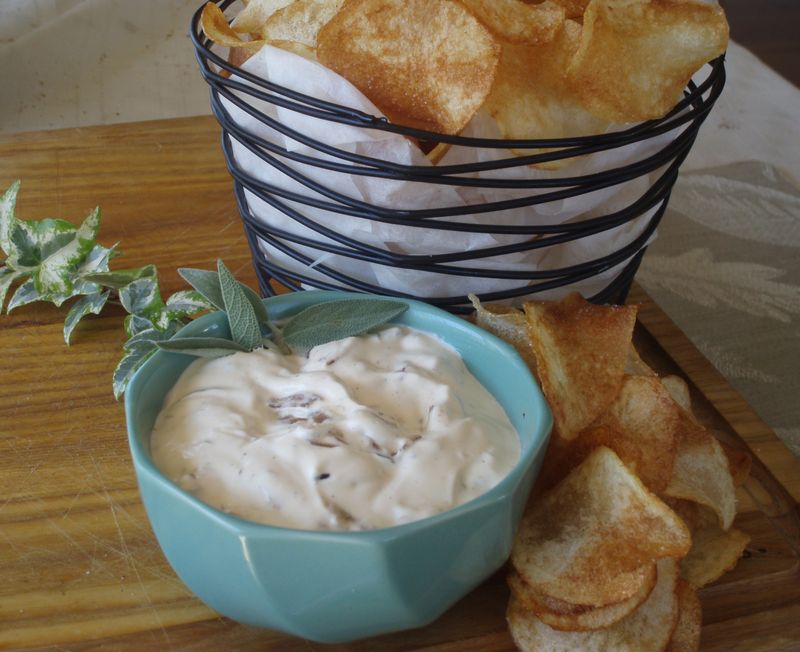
508 558 681 651
523 292 637 440
317 0 500 134
666 579 702 652
511 447 690 607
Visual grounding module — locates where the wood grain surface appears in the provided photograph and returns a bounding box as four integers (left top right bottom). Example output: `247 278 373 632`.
1 117 799 651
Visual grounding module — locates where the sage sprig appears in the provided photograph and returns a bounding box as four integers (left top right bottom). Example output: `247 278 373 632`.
1 181 408 398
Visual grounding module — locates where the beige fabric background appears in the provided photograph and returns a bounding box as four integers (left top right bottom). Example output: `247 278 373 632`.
1 1 798 454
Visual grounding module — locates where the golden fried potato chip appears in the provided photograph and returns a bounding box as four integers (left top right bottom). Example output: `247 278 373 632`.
267 39 318 60
202 3 265 51
531 0 590 19
669 499 749 588
470 296 539 377
625 343 656 376
720 440 752 488
317 0 499 134
667 579 702 652
458 0 565 45
483 20 610 159
261 0 343 46
661 374 693 416
512 447 690 607
523 292 637 440
582 375 683 492
508 558 680 651
231 0 295 34
665 414 737 531
508 564 657 631
568 0 729 122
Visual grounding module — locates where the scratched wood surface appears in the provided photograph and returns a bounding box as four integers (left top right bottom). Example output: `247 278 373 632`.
1 117 799 651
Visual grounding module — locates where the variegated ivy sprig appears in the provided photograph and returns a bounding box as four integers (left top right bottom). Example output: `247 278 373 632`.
1 181 408 399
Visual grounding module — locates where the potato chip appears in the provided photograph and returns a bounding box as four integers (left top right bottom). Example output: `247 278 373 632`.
720 440 752 488
267 39 318 60
582 375 683 492
261 0 343 47
469 296 538 377
508 564 657 631
202 3 265 52
508 558 680 651
661 375 693 416
665 414 737 530
231 0 295 34
457 0 565 45
511 447 690 607
317 0 500 135
482 20 610 155
523 292 637 440
529 0 590 19
568 0 729 122
669 499 749 588
625 343 656 376
666 579 702 652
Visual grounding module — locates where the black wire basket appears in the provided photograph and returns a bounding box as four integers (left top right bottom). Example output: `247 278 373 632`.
190 0 725 314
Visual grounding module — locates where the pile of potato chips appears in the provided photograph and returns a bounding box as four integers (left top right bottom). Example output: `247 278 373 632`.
202 0 728 141
472 293 750 651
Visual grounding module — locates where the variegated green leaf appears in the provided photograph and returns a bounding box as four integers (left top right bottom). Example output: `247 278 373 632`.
0 181 21 257
7 218 76 271
63 291 110 344
73 243 118 295
34 207 100 295
165 289 215 319
0 267 23 313
123 323 181 351
84 264 156 291
113 344 157 400
118 276 164 319
124 313 155 337
6 279 43 312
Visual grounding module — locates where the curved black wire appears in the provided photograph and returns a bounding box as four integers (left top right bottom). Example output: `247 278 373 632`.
193 0 725 310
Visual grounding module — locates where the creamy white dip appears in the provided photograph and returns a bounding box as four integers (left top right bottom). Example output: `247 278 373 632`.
150 326 519 531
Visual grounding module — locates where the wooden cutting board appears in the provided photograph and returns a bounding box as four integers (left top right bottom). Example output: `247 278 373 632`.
1 117 798 651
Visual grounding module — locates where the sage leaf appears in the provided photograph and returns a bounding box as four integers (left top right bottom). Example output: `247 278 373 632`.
63 291 110 344
84 264 157 290
113 344 157 400
118 276 164 319
282 299 408 350
218 260 262 351
34 207 101 295
0 181 21 257
156 336 248 358
0 267 23 313
177 267 224 310
178 267 269 324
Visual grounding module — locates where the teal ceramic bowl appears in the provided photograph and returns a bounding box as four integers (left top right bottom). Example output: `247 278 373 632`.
125 291 552 643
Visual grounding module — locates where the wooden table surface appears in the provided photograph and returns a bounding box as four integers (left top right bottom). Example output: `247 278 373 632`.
1 117 799 651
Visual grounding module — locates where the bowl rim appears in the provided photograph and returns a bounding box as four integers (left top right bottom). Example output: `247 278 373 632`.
125 289 552 542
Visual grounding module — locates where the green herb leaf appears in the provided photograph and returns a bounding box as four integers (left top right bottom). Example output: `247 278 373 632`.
118 276 165 320
156 336 248 358
83 264 157 290
282 299 408 350
113 344 157 400
123 323 181 351
6 279 43 312
0 267 23 313
164 289 215 320
72 243 118 294
178 267 268 324
63 291 110 344
124 313 155 338
0 181 21 257
217 260 262 351
33 207 100 295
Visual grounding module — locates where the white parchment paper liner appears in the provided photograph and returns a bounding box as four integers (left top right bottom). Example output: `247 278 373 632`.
220 45 677 302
